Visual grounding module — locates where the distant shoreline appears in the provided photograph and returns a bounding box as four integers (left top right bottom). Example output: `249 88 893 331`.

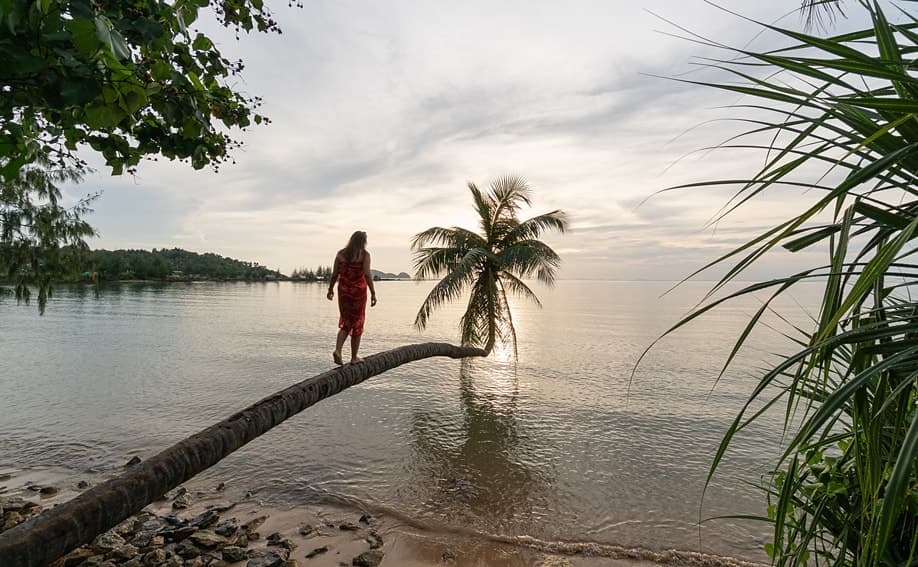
2 278 414 286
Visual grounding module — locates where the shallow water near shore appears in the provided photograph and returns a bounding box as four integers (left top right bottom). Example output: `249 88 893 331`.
0 280 822 563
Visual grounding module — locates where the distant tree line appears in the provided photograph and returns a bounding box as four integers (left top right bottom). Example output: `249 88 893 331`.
90 248 280 281
289 266 333 281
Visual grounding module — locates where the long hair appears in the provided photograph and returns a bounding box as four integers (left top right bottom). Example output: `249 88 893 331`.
343 231 367 262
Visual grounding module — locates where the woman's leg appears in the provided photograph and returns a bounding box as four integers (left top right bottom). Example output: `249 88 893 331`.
349 333 363 363
333 328 348 364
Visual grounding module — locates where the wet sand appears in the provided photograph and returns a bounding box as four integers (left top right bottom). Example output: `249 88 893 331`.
0 466 764 567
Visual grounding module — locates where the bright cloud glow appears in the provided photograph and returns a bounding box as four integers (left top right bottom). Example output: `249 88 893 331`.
65 1 875 280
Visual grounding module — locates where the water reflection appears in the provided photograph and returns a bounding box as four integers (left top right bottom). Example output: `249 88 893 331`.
409 359 552 535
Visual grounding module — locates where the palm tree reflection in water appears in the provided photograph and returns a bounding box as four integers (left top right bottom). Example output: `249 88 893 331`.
410 359 552 536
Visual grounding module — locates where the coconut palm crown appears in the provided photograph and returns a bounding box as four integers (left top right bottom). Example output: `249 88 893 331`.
412 176 568 355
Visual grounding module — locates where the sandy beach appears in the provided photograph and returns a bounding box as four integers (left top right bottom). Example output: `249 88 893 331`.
0 466 765 567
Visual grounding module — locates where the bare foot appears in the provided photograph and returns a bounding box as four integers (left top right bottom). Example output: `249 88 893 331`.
332 351 343 365
348 357 364 365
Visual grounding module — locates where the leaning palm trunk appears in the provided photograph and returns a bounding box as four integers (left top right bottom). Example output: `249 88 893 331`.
0 342 486 567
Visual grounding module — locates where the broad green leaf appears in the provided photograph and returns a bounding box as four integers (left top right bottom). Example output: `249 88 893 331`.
67 17 99 56
192 34 213 51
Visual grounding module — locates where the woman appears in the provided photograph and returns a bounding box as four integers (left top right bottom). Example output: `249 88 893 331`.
327 230 377 365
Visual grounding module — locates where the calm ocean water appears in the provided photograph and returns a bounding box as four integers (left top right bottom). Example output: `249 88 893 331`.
0 280 824 561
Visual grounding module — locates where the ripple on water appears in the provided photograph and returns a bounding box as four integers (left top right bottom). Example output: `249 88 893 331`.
1 280 825 562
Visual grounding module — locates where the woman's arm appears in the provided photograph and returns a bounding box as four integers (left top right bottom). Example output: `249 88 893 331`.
363 252 377 306
326 253 341 300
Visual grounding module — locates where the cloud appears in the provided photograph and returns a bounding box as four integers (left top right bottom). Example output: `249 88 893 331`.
61 1 854 280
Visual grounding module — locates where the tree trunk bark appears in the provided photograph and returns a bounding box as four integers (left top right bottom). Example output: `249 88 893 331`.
0 342 486 567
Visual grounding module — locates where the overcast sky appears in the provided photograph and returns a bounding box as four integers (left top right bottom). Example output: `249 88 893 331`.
64 1 874 280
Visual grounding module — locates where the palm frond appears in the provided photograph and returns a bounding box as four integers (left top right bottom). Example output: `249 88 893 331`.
498 210 569 248
414 248 484 331
499 272 543 308
411 226 487 251
489 176 532 226
459 271 499 350
468 182 494 239
495 239 562 285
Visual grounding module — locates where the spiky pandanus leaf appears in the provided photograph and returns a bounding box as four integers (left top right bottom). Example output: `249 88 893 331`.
644 2 918 565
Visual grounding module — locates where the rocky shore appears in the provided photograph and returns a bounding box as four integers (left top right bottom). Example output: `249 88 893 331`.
1 483 388 567
0 468 765 567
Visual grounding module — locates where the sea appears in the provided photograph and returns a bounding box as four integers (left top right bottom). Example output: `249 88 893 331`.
0 279 825 563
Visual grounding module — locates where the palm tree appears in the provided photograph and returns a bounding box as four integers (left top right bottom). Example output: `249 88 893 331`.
412 176 568 355
0 342 486 566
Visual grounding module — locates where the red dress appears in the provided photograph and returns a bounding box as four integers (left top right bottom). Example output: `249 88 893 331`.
337 259 368 336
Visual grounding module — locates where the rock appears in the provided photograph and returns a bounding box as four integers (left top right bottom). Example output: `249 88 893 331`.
303 546 328 559
143 549 168 566
55 547 95 567
125 456 142 467
365 531 382 550
39 485 59 496
93 531 126 552
189 509 220 529
297 524 313 537
185 558 205 567
77 480 91 489
172 493 192 510
113 517 138 537
246 552 283 567
209 502 236 513
267 538 295 551
175 539 201 558
121 559 143 567
162 526 197 542
216 482 226 492
189 530 229 549
351 550 384 567
201 553 226 566
2 511 23 530
441 549 457 564
77 555 106 567
0 497 29 511
23 501 42 515
213 518 239 537
338 522 359 531
233 533 249 547
109 544 140 561
357 515 370 525
130 517 168 548
241 516 266 533
220 546 249 563
280 561 299 567
27 484 41 491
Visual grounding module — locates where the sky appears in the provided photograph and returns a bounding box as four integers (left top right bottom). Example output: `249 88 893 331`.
62 1 874 280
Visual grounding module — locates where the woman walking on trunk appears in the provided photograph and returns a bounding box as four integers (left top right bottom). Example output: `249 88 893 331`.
327 230 377 364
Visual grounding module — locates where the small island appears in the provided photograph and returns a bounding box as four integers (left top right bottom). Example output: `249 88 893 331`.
74 248 411 283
